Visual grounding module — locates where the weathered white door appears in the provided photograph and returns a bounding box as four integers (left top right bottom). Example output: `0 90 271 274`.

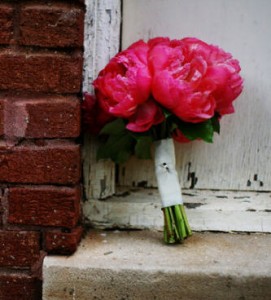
83 0 271 232
120 0 271 192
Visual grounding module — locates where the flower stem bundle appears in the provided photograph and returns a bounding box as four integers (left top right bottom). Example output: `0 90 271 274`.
154 138 192 244
163 205 192 244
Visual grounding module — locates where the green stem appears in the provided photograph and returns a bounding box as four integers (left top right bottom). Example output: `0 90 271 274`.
162 204 192 244
174 205 186 239
169 207 180 241
163 207 175 244
180 205 192 236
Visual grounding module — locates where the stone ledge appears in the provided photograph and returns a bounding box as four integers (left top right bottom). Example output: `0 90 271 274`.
43 230 271 300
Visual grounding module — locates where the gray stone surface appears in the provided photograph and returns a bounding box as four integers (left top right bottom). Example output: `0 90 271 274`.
43 230 271 300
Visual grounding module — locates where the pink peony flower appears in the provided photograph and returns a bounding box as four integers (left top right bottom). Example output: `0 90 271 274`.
82 93 114 135
149 37 243 122
126 99 165 132
180 37 243 116
93 40 152 119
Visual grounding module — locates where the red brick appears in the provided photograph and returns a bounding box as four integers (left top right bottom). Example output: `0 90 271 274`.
8 186 81 228
0 188 4 226
20 3 84 48
0 4 14 45
3 95 81 138
0 142 80 184
0 271 41 300
0 50 83 93
0 99 4 136
44 226 83 254
0 230 40 268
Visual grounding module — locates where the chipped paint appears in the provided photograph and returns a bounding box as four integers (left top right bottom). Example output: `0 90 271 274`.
187 162 198 189
83 188 271 232
185 203 204 209
83 0 121 200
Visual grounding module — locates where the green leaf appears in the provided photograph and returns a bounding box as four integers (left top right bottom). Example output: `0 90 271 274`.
97 133 135 164
100 118 126 135
211 114 220 134
176 119 214 143
135 136 153 159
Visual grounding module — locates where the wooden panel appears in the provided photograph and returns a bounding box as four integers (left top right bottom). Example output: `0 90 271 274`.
121 0 271 191
82 0 121 199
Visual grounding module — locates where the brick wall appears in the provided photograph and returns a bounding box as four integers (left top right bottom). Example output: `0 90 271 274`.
0 1 84 299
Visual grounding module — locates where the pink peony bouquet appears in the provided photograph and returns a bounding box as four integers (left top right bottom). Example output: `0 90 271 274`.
82 37 243 244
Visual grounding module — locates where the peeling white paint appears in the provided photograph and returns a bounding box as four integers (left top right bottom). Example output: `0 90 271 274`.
83 188 271 233
83 0 121 93
83 0 121 199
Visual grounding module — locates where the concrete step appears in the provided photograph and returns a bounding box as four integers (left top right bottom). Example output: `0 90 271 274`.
43 230 271 300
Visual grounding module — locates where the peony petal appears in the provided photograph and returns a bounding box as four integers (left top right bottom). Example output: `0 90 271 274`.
93 39 152 120
82 93 114 135
126 100 165 132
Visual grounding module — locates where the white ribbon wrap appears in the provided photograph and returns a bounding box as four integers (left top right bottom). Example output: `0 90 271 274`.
154 138 183 208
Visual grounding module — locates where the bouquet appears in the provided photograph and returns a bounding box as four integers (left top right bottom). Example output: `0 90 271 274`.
82 37 243 244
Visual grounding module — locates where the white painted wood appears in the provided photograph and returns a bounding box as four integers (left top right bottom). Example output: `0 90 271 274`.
82 0 271 233
82 0 121 199
83 188 271 233
83 0 121 93
121 0 271 191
